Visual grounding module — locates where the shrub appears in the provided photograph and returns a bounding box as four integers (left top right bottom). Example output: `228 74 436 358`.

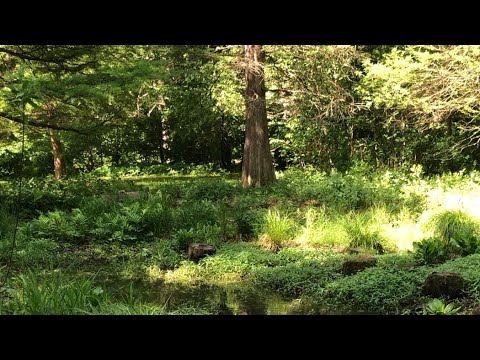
27 209 89 244
416 210 480 263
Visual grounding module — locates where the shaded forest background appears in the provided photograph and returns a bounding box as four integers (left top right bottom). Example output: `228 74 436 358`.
2 45 480 178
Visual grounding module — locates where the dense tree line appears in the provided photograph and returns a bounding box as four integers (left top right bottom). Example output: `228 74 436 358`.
2 45 480 183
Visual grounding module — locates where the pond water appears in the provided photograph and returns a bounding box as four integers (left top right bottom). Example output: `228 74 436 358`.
102 279 323 315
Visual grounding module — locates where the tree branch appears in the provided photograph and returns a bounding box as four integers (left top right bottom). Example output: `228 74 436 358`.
0 46 97 72
0 111 87 134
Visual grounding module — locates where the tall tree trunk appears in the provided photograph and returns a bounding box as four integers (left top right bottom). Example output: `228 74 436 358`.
48 128 66 179
241 45 275 188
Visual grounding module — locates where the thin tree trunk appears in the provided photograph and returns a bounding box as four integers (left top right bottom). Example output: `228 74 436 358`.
447 117 453 137
241 45 275 188
48 128 66 179
159 116 165 164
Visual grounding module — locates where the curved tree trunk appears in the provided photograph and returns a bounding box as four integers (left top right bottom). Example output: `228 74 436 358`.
241 45 275 188
49 128 66 179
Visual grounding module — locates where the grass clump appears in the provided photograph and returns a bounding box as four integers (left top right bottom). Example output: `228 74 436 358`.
8 270 105 315
425 209 480 243
255 208 297 248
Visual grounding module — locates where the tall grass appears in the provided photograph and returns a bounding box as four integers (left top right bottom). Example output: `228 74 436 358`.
424 209 480 243
340 213 384 250
12 270 104 315
295 209 350 248
255 208 297 247
0 208 14 241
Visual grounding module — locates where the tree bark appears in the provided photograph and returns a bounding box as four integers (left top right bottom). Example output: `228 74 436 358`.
241 45 276 188
48 128 66 179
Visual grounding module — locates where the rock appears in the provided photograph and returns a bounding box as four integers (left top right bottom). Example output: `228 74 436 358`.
117 190 141 201
348 247 363 255
470 305 480 315
422 272 464 298
101 191 141 202
259 236 280 253
187 243 216 262
373 242 385 254
342 256 377 275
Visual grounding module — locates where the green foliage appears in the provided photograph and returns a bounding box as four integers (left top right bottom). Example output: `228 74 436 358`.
233 193 267 237
0 208 14 241
413 238 451 265
184 179 236 201
173 225 223 252
15 238 59 266
23 193 175 244
274 167 423 214
252 258 343 298
316 267 431 313
376 252 417 269
451 234 480 256
141 193 175 237
294 208 350 248
415 210 480 264
174 200 221 231
92 303 167 315
198 243 281 281
153 240 183 270
164 243 327 284
423 298 461 315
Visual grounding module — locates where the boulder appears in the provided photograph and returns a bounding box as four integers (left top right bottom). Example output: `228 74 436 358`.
342 256 377 275
422 272 464 298
187 243 216 262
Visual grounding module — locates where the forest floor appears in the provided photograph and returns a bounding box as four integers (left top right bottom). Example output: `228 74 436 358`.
1 167 480 315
